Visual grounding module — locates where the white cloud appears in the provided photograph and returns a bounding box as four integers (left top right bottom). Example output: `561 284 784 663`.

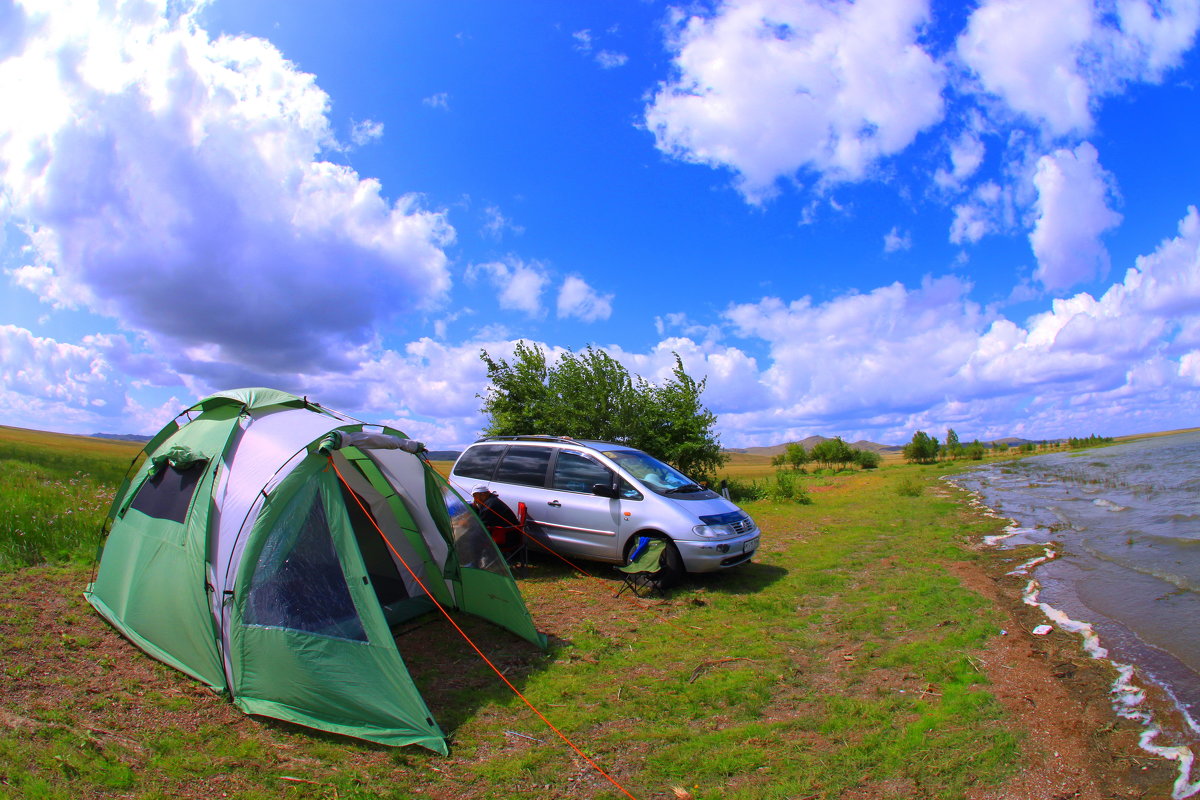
557 275 614 322
1180 351 1200 385
958 0 1200 135
595 50 628 69
0 324 137 431
715 205 1200 443
572 27 628 69
1118 0 1200 77
0 0 454 378
957 0 1096 134
467 258 548 316
572 29 593 51
644 0 945 202
949 203 989 245
949 181 1011 244
654 312 724 343
350 118 384 145
1029 142 1122 291
883 226 912 253
8 197 1200 445
482 205 524 240
934 129 986 190
724 275 988 418
422 92 450 110
616 338 769 415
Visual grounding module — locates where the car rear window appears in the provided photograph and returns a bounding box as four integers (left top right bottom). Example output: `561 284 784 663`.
453 444 507 480
493 445 552 487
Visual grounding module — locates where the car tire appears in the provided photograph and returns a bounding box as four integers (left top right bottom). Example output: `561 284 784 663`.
654 537 685 589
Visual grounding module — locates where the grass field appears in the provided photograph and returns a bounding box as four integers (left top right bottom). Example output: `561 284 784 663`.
0 427 142 571
0 426 1177 799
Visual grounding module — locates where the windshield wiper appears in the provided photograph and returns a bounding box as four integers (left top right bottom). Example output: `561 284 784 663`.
665 483 702 494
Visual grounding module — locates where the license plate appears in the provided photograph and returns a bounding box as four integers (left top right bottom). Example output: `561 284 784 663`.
744 537 759 553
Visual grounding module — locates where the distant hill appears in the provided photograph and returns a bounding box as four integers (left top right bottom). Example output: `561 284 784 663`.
727 435 902 457
426 450 462 462
90 432 151 443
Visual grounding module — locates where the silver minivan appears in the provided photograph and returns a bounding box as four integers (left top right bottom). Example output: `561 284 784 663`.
449 435 760 577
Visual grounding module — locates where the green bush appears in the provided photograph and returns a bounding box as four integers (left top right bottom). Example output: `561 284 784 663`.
895 477 923 497
723 477 765 503
722 472 812 504
767 469 813 504
853 449 881 470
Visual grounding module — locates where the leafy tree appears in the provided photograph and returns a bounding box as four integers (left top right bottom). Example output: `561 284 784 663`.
944 428 962 460
853 449 881 469
811 436 855 470
479 343 725 479
903 430 940 464
1068 434 1113 449
785 442 809 470
965 440 986 460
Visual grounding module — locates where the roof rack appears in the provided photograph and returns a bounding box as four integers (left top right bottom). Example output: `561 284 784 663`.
473 435 634 450
474 434 583 444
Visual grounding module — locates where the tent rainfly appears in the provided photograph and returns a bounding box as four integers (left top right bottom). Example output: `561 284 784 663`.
85 388 543 753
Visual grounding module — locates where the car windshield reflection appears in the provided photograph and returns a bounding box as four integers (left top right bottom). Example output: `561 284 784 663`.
602 450 695 496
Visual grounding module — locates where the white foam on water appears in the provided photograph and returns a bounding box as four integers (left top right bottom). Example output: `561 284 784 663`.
1022 578 1200 799
942 478 1037 546
1008 547 1056 576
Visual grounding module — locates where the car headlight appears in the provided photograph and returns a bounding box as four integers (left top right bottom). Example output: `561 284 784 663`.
691 523 741 538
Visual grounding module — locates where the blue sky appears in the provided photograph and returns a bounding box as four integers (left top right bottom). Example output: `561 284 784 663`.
2 0 1199 448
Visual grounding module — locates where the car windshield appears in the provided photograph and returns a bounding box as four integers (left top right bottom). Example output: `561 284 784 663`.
601 450 700 496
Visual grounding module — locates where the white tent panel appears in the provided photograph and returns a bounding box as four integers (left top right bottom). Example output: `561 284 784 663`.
213 407 345 597
368 448 452 571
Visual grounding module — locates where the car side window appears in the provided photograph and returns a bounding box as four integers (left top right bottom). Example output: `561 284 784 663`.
453 444 507 481
551 451 613 493
493 445 552 487
617 478 643 501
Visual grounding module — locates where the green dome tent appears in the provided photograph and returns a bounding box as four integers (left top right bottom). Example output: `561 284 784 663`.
85 388 543 753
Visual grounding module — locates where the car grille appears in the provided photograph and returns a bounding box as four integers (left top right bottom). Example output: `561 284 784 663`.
730 517 754 535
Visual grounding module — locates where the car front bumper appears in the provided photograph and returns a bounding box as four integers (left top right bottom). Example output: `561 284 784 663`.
676 530 760 572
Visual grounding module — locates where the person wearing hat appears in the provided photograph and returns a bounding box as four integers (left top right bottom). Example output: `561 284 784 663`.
470 485 520 543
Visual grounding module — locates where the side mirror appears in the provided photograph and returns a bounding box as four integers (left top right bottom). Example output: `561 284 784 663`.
591 483 618 499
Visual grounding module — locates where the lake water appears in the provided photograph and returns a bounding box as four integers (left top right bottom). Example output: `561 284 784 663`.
951 431 1200 732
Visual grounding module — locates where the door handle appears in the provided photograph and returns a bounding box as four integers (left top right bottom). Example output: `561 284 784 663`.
547 500 562 507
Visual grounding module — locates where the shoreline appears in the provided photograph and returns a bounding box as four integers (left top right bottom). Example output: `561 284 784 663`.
945 475 1200 799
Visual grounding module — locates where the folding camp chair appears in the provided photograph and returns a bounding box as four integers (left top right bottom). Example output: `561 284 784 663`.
615 535 668 597
507 501 530 570
488 501 530 572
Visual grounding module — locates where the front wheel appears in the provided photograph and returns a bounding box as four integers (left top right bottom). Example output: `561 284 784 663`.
657 539 685 588
627 535 683 589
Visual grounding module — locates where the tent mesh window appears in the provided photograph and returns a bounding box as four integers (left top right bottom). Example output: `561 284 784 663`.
128 461 207 524
245 492 367 642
